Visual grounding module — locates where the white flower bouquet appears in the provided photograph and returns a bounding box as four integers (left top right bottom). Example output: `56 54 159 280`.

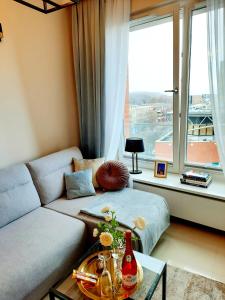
93 206 147 249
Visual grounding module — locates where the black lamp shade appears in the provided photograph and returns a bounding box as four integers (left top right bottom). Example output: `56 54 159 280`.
125 138 144 153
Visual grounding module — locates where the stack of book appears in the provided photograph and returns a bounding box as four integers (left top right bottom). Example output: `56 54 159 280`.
180 170 212 188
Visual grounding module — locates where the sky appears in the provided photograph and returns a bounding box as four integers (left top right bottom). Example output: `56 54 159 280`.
129 12 209 95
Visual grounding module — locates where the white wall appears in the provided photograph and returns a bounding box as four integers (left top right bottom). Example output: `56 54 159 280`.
134 182 225 231
131 0 175 14
0 1 80 168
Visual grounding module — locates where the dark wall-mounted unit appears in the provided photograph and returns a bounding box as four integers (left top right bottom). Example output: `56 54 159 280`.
14 0 80 14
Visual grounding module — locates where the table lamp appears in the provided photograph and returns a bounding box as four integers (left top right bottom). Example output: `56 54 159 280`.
125 137 144 174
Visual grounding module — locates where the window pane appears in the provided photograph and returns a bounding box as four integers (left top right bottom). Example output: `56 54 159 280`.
186 10 220 168
125 16 173 161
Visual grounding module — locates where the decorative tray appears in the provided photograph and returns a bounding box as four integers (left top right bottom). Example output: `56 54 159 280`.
76 250 143 300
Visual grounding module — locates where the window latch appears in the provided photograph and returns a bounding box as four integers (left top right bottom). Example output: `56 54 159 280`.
164 88 179 94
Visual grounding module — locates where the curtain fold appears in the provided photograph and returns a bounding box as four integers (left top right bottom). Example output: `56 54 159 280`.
72 0 130 160
103 0 130 160
207 0 225 174
72 0 105 158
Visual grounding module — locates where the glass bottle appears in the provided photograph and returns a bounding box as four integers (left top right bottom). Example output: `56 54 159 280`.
122 230 138 290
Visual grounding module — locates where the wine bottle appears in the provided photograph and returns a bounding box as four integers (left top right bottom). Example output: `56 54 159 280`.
122 230 138 290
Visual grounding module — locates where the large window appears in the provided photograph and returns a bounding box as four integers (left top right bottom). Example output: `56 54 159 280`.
124 3 221 172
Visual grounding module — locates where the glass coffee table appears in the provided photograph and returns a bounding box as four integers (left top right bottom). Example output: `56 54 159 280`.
49 243 167 300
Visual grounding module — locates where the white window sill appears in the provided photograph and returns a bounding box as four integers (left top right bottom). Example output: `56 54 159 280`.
131 169 225 202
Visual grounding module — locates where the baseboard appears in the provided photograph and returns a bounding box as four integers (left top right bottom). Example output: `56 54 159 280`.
170 216 225 235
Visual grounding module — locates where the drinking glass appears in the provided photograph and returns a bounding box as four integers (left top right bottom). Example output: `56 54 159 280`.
98 254 113 298
112 248 125 294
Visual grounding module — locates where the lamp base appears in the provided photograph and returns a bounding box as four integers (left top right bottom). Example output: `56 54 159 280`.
129 170 142 174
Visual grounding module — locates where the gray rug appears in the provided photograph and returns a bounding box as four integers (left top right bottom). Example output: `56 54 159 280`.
152 265 225 300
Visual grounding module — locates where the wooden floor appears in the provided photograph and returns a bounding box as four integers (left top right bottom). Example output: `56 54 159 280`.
151 220 225 284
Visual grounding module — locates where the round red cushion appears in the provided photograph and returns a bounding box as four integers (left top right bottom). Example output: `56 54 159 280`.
96 161 129 191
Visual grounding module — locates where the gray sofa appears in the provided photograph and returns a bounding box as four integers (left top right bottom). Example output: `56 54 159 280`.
0 148 87 300
0 147 169 300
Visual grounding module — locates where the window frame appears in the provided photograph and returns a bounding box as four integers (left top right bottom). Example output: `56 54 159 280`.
122 0 223 175
123 3 181 174
179 1 222 174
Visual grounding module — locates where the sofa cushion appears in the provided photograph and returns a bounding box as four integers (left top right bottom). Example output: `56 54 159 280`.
0 207 86 300
0 164 41 228
74 157 105 188
27 147 83 205
96 160 129 191
65 169 96 199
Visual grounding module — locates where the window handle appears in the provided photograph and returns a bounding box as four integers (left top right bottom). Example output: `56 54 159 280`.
164 87 179 94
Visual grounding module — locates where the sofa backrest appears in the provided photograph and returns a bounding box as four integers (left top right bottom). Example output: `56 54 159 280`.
27 147 83 205
0 164 41 228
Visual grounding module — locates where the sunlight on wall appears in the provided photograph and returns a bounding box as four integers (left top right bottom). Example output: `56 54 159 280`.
0 1 79 168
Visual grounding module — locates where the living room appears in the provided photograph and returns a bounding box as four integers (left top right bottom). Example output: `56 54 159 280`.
0 0 225 299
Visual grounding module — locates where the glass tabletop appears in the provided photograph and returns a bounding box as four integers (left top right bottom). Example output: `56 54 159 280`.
131 251 166 300
49 242 166 300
